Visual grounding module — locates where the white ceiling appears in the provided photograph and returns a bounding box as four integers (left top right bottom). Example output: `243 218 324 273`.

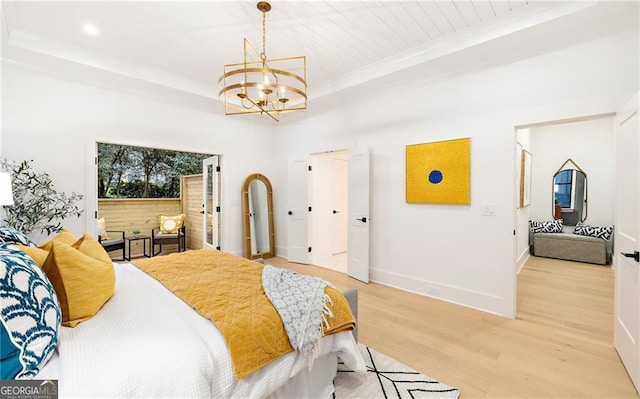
1 1 638 114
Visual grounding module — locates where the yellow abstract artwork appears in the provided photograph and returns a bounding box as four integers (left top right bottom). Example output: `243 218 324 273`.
406 137 471 204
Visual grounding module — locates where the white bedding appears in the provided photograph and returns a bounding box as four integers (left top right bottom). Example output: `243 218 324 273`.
43 263 363 398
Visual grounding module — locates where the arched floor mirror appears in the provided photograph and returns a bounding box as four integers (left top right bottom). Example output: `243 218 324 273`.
242 173 275 259
552 158 587 225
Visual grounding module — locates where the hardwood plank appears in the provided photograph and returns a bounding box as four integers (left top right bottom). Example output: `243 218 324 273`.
267 255 639 398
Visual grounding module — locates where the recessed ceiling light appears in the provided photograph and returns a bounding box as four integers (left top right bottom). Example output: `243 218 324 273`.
83 24 99 35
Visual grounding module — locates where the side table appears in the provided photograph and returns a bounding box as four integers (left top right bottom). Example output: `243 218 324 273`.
125 235 151 260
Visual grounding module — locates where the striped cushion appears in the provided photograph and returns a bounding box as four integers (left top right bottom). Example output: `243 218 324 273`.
574 221 613 240
530 219 563 233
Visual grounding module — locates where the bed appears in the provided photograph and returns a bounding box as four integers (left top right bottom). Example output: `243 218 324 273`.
0 226 364 398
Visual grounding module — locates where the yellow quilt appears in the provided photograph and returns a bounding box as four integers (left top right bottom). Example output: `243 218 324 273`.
132 249 355 378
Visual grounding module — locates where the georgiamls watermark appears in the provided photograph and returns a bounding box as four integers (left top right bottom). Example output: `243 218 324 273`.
0 380 58 399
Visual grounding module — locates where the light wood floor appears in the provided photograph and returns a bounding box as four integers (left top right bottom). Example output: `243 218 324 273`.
268 255 639 398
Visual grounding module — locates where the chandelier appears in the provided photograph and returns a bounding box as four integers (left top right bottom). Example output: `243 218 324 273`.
218 2 307 122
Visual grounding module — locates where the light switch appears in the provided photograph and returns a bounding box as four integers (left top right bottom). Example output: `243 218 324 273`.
482 204 496 216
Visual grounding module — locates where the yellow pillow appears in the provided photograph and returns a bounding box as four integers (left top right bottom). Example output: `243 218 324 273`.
13 245 49 267
72 233 113 265
43 238 115 327
39 227 76 252
97 217 109 240
157 213 185 234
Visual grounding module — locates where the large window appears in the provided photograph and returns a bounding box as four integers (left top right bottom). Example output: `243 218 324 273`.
97 143 210 198
554 169 574 209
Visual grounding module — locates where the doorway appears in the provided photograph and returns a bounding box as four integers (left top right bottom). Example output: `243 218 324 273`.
94 141 220 252
514 114 617 317
287 147 370 282
310 150 348 273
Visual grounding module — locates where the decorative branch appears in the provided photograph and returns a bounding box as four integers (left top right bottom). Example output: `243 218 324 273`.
1 159 84 235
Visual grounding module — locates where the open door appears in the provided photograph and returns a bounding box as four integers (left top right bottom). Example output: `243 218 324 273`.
614 92 640 395
348 148 370 283
202 156 221 250
287 155 310 264
330 154 348 255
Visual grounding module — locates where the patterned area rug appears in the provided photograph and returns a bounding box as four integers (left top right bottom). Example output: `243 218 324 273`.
333 344 460 399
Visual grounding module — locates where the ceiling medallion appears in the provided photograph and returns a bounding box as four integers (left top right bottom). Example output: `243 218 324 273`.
218 2 307 122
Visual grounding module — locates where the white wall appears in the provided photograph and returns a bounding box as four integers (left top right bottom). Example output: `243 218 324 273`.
529 117 615 228
273 28 638 317
1 63 276 254
1 27 637 318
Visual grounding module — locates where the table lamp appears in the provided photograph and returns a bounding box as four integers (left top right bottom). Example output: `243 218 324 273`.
0 172 14 211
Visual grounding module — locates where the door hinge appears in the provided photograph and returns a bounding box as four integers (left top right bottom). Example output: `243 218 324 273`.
513 229 516 236
95 156 98 165
216 166 221 172
308 165 312 171
308 206 312 212
216 206 221 213
308 247 312 253
95 211 98 219
216 246 221 250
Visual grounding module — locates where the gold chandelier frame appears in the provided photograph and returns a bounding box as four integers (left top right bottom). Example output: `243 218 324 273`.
218 2 307 122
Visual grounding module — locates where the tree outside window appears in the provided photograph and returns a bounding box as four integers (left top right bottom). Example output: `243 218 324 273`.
98 143 210 198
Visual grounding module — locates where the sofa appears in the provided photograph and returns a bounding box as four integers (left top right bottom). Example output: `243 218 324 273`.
530 223 613 265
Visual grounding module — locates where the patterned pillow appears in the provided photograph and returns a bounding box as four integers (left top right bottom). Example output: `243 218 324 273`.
0 243 61 379
574 221 613 240
157 213 185 234
530 219 563 233
0 226 37 247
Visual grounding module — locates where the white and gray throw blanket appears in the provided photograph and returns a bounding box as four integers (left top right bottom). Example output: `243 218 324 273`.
262 265 333 355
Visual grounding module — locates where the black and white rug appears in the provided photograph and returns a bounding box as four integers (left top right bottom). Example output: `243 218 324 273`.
333 344 460 399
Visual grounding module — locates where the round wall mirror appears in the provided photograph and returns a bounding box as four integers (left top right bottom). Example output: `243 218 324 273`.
552 159 587 225
242 173 275 259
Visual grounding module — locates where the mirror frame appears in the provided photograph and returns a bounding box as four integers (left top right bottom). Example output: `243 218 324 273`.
242 173 275 260
552 158 587 223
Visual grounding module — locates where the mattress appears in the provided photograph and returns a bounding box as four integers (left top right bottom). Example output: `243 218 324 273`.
35 263 364 398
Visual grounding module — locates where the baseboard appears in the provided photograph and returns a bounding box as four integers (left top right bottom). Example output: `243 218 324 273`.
517 247 530 274
370 268 505 317
275 245 287 259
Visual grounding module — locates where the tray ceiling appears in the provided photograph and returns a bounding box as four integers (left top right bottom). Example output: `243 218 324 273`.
1 1 638 112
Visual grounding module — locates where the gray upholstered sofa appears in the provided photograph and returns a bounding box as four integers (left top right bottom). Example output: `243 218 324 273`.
531 226 613 265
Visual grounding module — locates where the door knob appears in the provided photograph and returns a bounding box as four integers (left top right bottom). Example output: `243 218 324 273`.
621 251 640 262
332 210 339 214
356 217 367 223
288 211 293 215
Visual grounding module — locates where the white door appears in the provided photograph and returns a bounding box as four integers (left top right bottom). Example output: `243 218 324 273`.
348 148 370 283
330 155 348 254
202 156 220 250
287 156 310 264
614 92 640 395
